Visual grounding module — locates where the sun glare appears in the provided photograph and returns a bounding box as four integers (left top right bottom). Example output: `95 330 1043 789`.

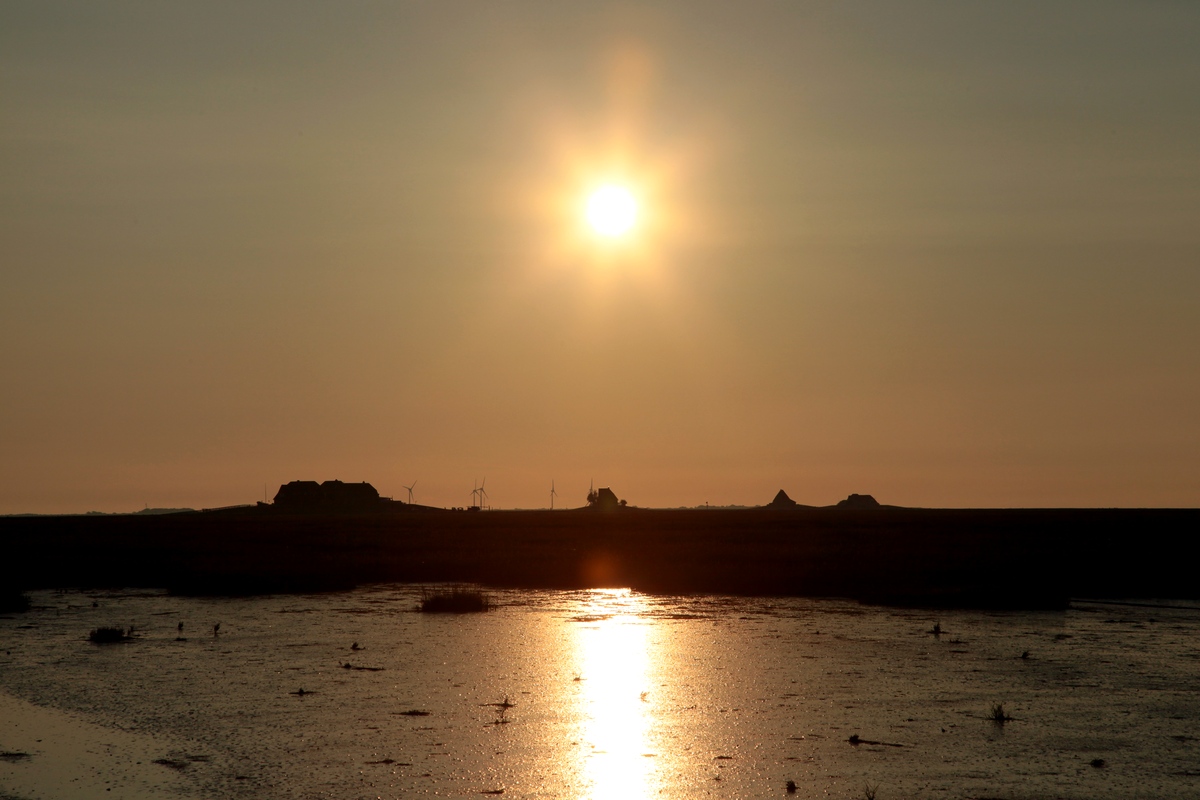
586 185 638 237
573 589 658 798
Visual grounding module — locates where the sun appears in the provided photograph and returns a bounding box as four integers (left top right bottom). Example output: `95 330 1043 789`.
586 185 638 237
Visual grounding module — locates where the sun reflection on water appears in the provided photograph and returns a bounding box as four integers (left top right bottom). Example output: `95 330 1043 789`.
572 589 659 800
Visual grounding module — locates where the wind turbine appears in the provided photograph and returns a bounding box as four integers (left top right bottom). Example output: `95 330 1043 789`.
470 479 479 508
403 480 417 505
550 480 558 510
477 477 488 510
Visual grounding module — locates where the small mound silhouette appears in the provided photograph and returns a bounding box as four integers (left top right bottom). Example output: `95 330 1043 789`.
836 493 880 509
769 489 797 507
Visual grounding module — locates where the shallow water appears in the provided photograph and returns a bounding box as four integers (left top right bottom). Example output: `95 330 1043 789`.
1 587 1198 799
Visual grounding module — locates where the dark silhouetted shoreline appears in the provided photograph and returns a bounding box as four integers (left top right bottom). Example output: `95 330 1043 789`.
2 506 1196 609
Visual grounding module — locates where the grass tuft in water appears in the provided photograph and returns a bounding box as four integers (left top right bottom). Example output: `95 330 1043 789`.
419 587 491 613
88 626 135 644
862 781 879 800
989 702 1013 723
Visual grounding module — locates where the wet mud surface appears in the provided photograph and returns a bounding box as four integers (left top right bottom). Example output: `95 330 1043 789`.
2 587 1199 799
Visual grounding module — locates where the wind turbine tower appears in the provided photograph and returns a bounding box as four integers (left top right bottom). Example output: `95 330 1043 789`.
550 480 558 510
403 480 417 505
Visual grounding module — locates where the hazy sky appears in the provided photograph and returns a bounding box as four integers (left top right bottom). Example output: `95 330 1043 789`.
3 1 1198 513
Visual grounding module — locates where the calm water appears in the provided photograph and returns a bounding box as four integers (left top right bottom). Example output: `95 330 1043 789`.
2 586 1198 799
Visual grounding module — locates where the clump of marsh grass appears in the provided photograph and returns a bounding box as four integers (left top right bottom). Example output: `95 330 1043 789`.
785 779 797 793
989 702 1013 724
88 626 135 644
419 587 491 613
862 782 879 800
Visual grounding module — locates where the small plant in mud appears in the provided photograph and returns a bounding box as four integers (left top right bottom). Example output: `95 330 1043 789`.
484 696 515 725
419 587 491 613
930 621 941 637
989 702 1013 723
785 778 796 793
862 782 879 800
848 733 861 745
88 626 135 644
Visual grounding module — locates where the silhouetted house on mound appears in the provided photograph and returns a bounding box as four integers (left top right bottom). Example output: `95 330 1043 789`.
586 487 626 511
274 480 322 510
769 489 797 508
274 480 382 512
836 493 881 509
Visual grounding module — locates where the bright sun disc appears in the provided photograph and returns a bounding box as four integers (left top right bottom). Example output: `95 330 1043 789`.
586 185 638 237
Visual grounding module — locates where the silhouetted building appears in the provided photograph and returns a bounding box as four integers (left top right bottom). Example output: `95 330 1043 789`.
836 493 880 509
586 487 626 511
769 489 797 507
274 480 381 512
274 480 322 510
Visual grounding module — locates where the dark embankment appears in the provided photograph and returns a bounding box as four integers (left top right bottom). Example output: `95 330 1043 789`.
1 507 1196 608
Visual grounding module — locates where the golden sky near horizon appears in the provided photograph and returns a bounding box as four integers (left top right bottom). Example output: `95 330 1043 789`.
2 1 1199 513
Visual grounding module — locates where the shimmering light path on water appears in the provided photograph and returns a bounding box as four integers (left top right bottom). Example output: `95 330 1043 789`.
2 587 1199 799
573 590 656 799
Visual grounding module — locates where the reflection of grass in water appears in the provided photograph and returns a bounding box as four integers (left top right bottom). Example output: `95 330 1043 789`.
88 626 135 643
419 587 490 613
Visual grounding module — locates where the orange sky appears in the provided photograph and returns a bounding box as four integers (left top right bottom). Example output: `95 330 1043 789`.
2 2 1198 513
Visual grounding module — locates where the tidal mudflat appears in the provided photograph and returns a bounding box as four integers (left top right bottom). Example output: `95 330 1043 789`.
2 587 1198 799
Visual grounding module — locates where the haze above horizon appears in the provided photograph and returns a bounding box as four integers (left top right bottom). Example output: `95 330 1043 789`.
2 1 1198 514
